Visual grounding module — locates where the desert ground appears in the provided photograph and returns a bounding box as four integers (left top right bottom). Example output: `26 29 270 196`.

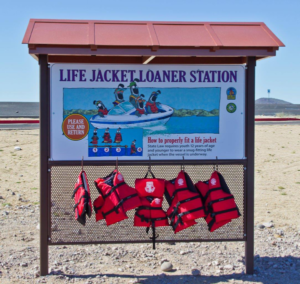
0 124 300 284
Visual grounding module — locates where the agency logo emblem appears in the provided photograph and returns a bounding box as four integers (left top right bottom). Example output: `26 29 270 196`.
145 181 155 193
226 103 237 113
226 87 237 100
178 178 184 186
210 178 217 186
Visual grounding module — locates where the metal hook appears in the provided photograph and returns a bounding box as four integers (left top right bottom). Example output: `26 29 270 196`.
182 156 185 171
148 155 151 172
115 157 118 171
81 156 84 171
215 156 218 171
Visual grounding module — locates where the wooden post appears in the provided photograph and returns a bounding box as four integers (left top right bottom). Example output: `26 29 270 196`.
245 56 256 274
39 54 49 276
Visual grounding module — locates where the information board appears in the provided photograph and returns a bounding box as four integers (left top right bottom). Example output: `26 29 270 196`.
50 64 245 160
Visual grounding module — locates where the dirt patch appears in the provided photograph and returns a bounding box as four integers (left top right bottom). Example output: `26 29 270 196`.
0 126 299 283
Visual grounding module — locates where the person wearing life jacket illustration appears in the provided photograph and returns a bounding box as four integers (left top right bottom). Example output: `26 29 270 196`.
130 139 137 155
90 128 99 145
113 84 126 106
93 100 108 117
114 127 122 144
135 94 147 117
102 128 112 143
146 90 161 114
128 78 140 108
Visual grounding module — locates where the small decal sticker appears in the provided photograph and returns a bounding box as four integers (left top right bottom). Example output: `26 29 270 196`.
178 178 184 186
145 181 155 193
62 114 90 141
210 178 217 185
226 103 237 113
226 87 237 100
117 174 123 181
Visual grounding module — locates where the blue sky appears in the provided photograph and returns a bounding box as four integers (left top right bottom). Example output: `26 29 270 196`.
0 0 298 103
64 88 220 111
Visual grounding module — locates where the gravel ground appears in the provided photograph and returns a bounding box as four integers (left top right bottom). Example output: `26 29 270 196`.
0 125 300 284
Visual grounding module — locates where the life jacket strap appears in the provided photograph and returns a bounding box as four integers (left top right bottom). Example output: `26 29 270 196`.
72 184 84 199
101 193 138 218
73 192 90 211
210 207 238 217
93 204 103 214
136 206 163 211
171 187 189 200
171 206 204 231
203 187 222 201
207 195 234 209
168 195 200 221
103 182 126 198
135 212 168 224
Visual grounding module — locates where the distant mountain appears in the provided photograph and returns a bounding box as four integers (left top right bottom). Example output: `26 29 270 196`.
255 98 293 105
64 109 97 116
172 108 219 117
64 108 219 117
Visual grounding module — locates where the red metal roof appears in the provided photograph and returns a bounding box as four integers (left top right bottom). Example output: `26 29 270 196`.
23 19 284 48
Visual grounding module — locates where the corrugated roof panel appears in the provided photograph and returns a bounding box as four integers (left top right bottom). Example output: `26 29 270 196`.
94 23 152 46
211 25 278 47
29 22 89 45
22 19 285 52
153 24 217 46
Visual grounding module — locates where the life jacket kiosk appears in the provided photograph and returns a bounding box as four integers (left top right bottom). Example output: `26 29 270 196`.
22 19 284 276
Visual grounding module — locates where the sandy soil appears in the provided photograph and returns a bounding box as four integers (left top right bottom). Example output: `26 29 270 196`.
0 125 300 283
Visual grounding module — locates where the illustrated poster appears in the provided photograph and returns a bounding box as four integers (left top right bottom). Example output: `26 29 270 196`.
50 64 245 160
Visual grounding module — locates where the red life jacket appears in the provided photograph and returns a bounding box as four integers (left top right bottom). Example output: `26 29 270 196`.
98 108 108 115
103 133 112 143
134 197 169 228
91 136 98 144
134 174 168 229
114 133 122 143
72 171 92 225
146 102 158 113
135 177 165 198
164 171 205 233
195 171 241 232
136 108 145 115
131 144 137 154
93 170 141 226
165 180 197 233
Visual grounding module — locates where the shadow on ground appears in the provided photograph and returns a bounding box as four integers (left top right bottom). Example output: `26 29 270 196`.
48 255 300 284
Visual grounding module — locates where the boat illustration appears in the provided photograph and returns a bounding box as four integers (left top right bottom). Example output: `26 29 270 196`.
90 101 173 129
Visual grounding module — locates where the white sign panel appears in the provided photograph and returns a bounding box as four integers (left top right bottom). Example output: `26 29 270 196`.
50 64 245 161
